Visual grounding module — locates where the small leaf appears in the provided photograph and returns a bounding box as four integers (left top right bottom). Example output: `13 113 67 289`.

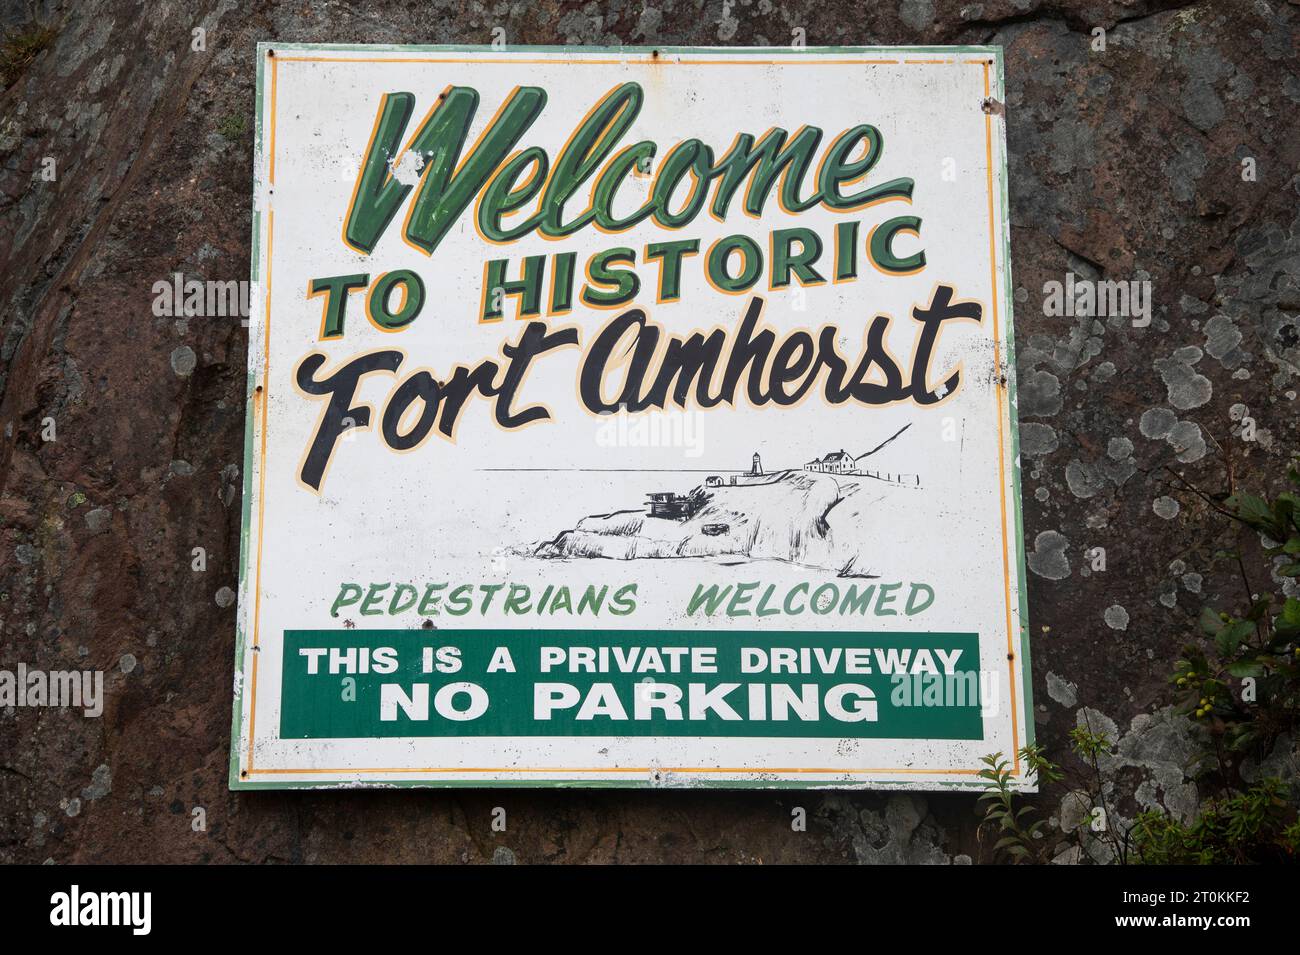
1282 598 1300 626
1247 597 1273 622
1226 660 1264 679
1216 620 1254 655
1199 607 1225 636
1227 493 1271 527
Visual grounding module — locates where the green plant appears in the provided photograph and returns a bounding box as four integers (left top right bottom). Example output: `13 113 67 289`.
1020 741 1063 788
1165 460 1300 772
976 746 1057 863
979 463 1300 866
1066 720 1135 864
1130 779 1299 864
978 729 1139 865
0 22 58 89
1068 725 1110 761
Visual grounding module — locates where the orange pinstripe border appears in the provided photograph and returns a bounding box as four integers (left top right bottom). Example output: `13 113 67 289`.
982 62 1020 775
275 56 999 68
278 56 910 66
242 52 1020 782
246 765 983 776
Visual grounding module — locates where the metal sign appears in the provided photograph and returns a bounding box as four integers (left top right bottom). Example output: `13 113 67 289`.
230 44 1033 790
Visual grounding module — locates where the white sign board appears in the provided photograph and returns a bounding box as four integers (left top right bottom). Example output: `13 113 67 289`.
230 44 1033 790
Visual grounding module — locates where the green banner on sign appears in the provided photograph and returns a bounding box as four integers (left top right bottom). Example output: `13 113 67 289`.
280 629 985 740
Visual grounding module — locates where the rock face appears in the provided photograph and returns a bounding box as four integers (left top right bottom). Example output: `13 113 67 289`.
1 2 1298 863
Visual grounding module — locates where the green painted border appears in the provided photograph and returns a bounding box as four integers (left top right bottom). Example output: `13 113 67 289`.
228 45 267 791
259 42 999 55
228 43 1033 792
232 777 999 792
993 54 1034 764
989 52 1037 771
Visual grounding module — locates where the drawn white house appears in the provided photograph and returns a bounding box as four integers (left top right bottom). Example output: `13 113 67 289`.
804 450 857 474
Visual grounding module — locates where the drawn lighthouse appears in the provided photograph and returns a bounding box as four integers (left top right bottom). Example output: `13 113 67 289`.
751 452 763 476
